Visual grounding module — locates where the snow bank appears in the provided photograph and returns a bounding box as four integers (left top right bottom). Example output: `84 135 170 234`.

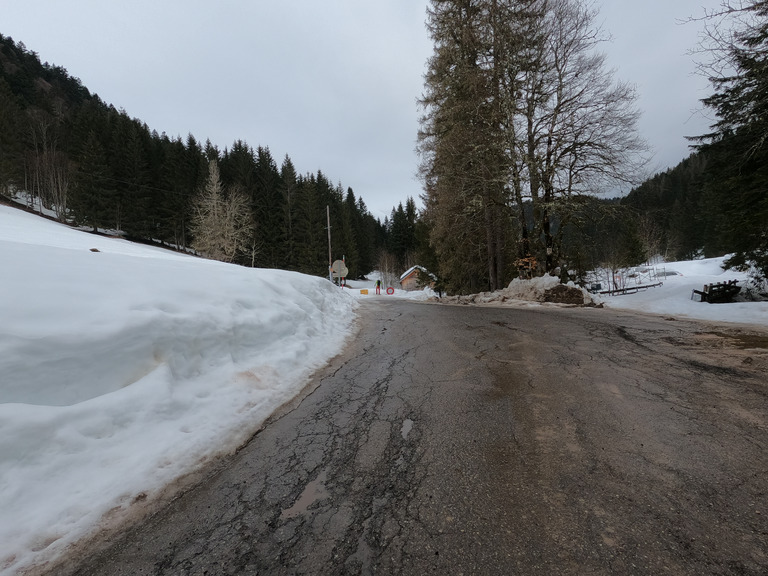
0 205 358 575
503 274 596 305
444 274 598 307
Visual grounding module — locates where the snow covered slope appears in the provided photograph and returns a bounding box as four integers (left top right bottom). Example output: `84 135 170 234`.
0 205 358 575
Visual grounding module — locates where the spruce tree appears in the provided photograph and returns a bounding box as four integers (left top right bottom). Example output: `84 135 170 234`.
0 79 24 195
70 130 114 231
252 146 284 268
280 155 299 270
696 0 768 277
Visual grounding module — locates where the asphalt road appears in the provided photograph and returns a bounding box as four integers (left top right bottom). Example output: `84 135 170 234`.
51 300 768 575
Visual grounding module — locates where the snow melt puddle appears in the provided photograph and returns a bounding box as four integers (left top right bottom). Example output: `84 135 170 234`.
281 470 329 519
401 418 414 440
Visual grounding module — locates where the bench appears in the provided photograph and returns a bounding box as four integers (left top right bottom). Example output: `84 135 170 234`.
691 279 741 303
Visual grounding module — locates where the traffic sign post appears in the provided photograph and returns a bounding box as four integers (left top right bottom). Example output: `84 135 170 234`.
331 259 349 286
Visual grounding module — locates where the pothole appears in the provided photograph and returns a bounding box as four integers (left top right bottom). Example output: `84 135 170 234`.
401 418 414 440
280 470 329 520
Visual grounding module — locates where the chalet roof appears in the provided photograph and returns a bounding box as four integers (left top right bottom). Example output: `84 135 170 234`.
399 265 437 282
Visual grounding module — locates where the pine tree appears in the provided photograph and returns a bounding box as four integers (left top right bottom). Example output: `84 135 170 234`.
156 136 193 248
70 130 114 231
120 122 153 238
0 79 25 195
252 146 284 268
419 0 508 292
696 0 768 277
280 155 299 270
293 174 327 275
342 188 367 278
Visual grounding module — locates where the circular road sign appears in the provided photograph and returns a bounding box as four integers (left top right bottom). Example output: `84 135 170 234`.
331 259 349 278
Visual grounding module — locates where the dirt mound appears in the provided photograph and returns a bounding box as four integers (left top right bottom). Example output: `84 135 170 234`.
543 284 588 305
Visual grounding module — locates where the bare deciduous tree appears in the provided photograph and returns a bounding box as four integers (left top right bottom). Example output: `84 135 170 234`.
190 160 253 263
508 0 649 271
376 250 403 288
26 111 71 220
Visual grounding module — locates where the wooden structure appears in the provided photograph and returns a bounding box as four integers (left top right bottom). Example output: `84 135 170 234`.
691 280 741 303
399 265 436 292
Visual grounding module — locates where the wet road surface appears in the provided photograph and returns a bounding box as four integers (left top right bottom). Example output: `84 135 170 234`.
51 300 768 575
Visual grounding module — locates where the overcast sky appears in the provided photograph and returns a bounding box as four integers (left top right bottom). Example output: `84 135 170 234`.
3 0 721 219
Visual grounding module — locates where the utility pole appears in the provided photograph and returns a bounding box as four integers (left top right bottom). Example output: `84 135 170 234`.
327 205 333 283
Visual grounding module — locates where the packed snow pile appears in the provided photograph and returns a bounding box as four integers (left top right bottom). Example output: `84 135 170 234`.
505 274 598 305
445 274 599 307
0 205 358 575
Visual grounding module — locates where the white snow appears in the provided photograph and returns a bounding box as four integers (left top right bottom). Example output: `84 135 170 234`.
505 274 576 301
446 259 767 327
1 204 765 574
342 272 438 301
447 274 596 307
0 205 360 575
598 258 768 326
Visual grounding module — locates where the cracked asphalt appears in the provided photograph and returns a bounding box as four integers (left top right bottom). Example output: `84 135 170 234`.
53 300 768 575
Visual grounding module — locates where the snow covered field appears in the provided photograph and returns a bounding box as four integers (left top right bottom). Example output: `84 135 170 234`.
448 259 767 327
598 259 768 326
1 203 765 575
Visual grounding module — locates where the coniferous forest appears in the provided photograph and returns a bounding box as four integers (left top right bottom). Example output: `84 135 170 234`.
0 33 394 280
2 0 767 294
622 0 767 279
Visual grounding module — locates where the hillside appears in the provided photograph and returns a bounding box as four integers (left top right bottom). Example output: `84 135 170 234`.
0 33 385 278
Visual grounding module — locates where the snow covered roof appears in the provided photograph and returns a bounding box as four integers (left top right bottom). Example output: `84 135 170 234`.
400 265 437 282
